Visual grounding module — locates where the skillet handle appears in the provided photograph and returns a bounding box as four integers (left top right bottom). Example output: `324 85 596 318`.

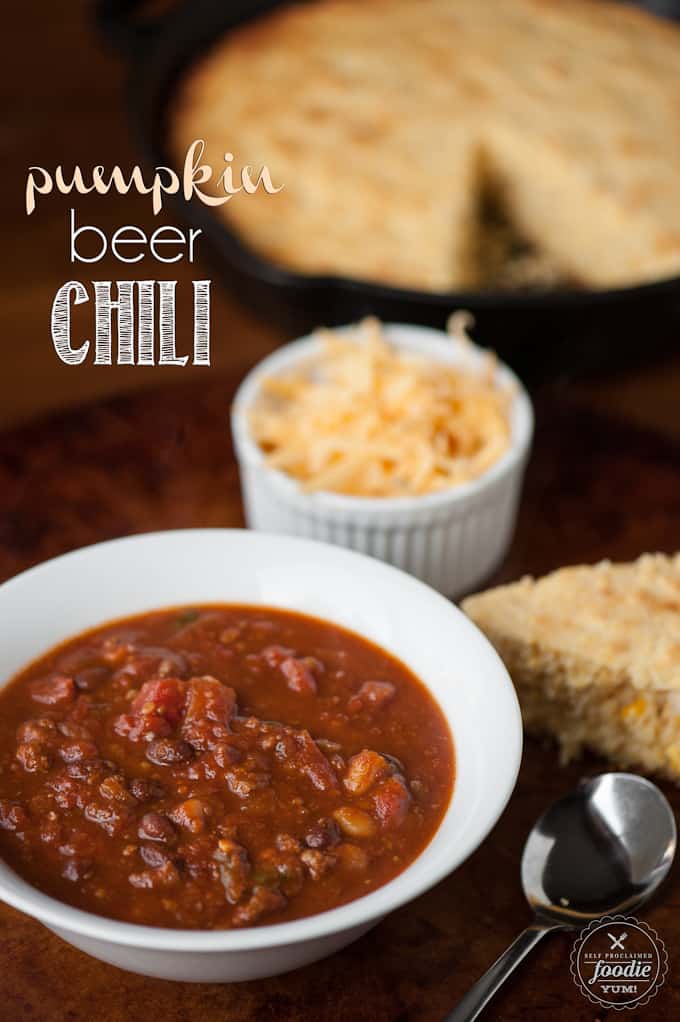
94 0 170 57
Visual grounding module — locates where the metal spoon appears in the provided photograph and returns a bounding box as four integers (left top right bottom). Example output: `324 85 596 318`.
444 772 676 1022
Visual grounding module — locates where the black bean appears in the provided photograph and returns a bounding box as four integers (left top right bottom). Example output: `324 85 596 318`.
140 843 172 869
73 666 111 692
138 812 176 843
66 758 108 781
146 738 194 767
381 752 405 775
16 743 51 773
129 777 165 801
305 817 341 850
212 742 242 768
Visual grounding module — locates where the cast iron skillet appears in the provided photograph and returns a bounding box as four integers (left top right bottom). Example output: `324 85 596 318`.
95 0 680 381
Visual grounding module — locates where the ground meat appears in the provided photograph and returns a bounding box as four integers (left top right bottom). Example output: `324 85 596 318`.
232 885 287 927
61 856 93 882
29 674 76 707
129 860 180 890
214 838 250 904
300 848 337 880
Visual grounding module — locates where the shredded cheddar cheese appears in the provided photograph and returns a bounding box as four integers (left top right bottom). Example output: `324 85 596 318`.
249 318 513 498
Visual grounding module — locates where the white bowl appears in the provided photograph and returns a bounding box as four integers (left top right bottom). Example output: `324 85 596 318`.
231 323 533 598
0 529 522 982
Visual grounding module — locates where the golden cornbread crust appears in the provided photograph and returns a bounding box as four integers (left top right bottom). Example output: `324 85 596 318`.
172 0 680 293
463 554 680 781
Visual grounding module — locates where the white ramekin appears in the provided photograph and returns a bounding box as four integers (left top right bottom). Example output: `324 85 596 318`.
231 323 533 598
0 530 522 982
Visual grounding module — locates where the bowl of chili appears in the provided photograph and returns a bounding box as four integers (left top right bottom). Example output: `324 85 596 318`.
0 529 521 981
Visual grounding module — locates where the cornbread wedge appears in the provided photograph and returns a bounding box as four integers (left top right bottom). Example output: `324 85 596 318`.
462 554 680 781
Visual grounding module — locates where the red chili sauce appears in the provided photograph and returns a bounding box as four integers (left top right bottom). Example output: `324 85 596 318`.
0 606 454 929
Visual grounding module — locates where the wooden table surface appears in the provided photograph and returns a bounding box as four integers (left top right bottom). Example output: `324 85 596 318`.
0 376 679 1022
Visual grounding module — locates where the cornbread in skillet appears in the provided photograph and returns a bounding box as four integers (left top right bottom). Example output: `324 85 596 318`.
462 554 680 781
172 0 680 292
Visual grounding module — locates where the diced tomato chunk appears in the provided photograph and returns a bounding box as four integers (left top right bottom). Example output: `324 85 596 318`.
99 636 134 666
291 731 338 792
347 680 396 714
128 861 180 889
372 776 411 829
170 798 208 834
30 674 76 707
261 645 294 668
343 750 392 795
131 678 186 724
184 676 236 726
280 657 318 695
113 712 173 743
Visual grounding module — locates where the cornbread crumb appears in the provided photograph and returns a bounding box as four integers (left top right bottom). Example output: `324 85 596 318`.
620 697 647 721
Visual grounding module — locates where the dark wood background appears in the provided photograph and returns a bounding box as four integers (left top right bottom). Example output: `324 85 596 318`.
1 2 680 1020
1 0 680 437
0 379 679 1022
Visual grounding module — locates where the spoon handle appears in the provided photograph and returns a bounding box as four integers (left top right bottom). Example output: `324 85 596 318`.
442 923 555 1022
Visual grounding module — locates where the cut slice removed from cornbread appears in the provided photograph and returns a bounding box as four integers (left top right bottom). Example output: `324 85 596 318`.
462 554 680 781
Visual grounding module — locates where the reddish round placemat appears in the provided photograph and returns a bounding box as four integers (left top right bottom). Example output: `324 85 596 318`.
0 379 678 1022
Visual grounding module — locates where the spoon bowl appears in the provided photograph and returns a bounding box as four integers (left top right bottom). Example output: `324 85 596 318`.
523 772 676 926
